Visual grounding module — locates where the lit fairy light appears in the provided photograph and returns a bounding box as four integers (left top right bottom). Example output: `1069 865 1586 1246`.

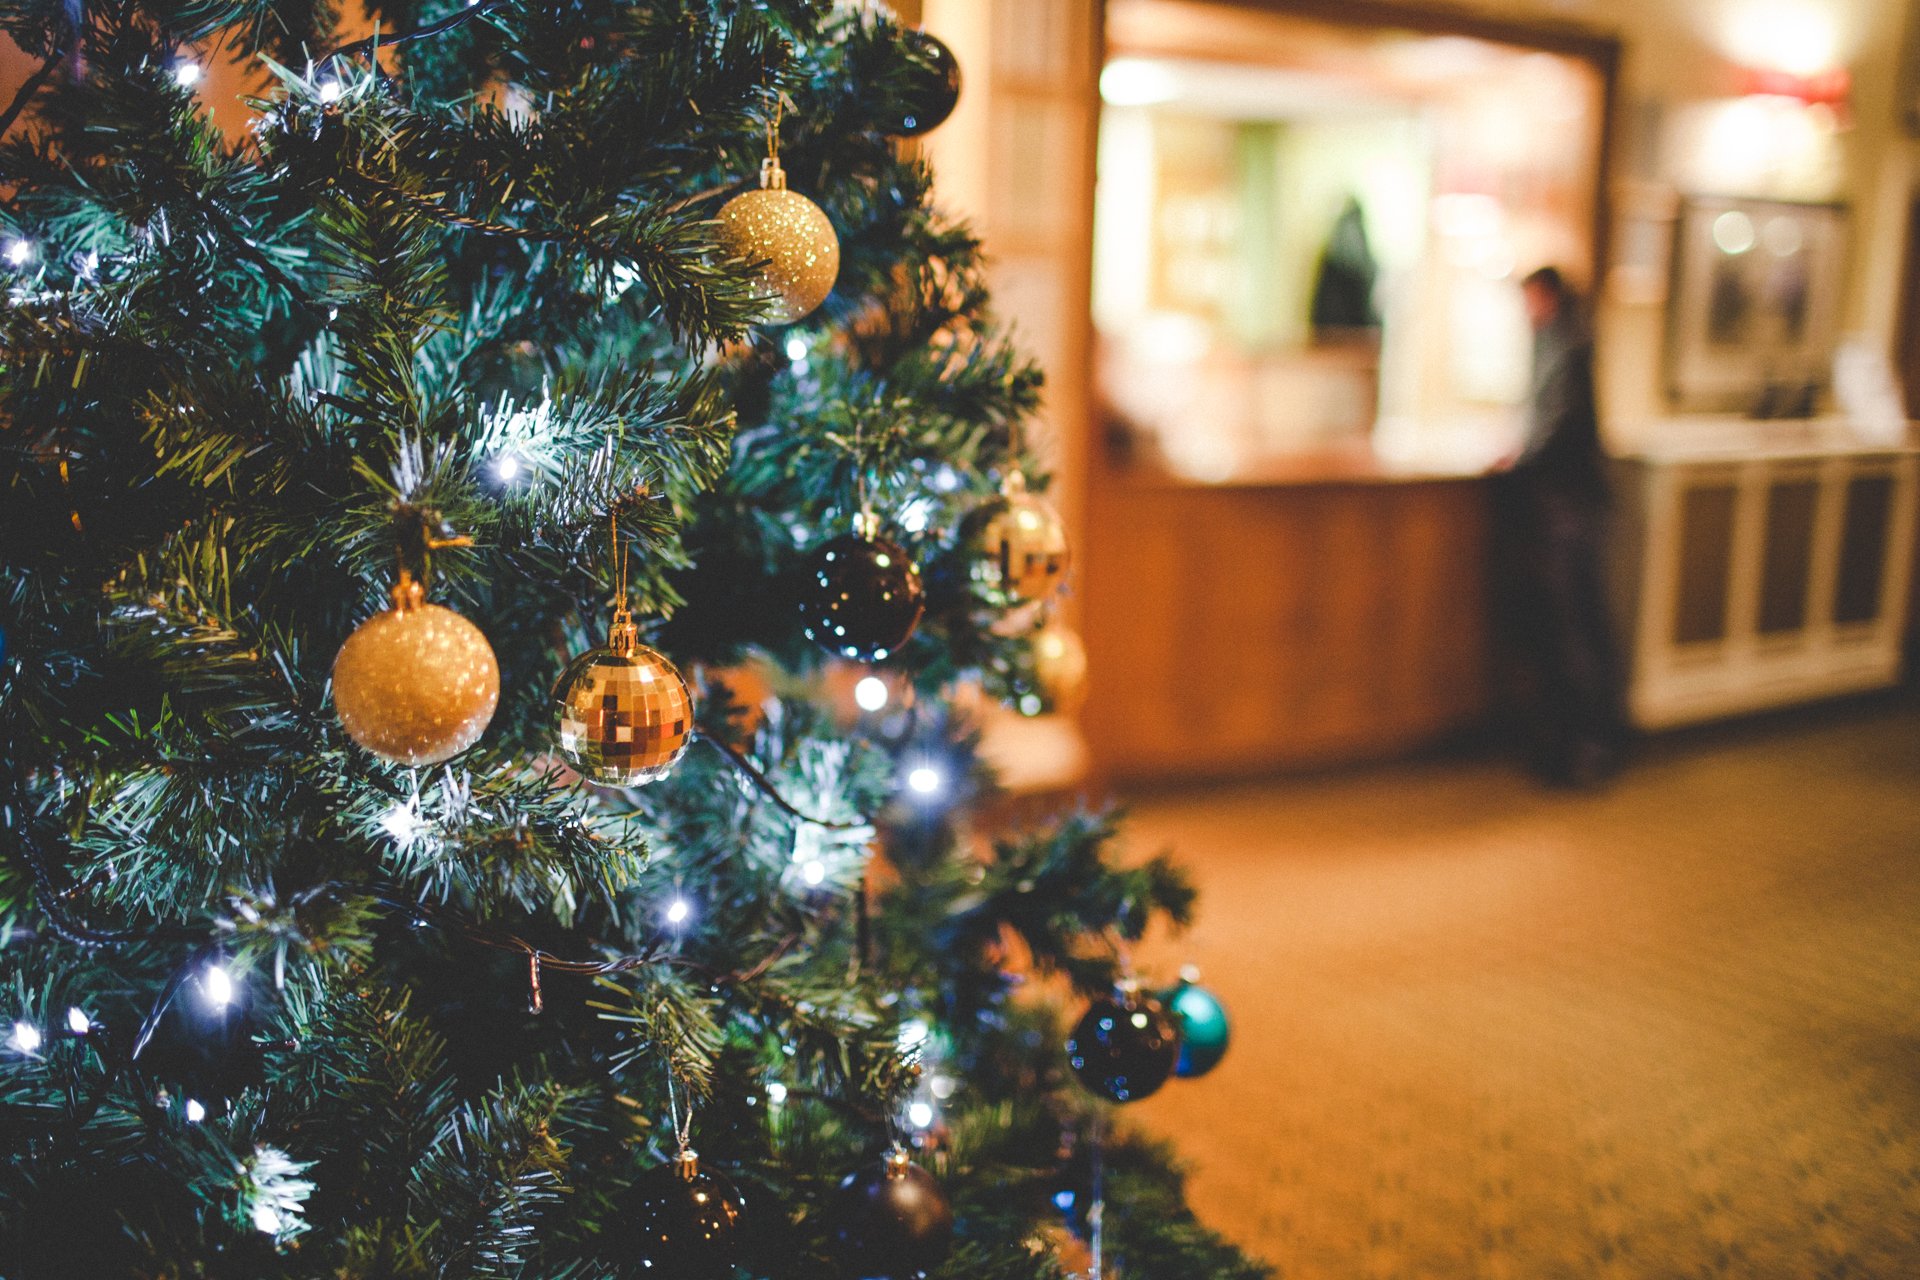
854 676 889 712
492 451 526 483
477 390 559 487
906 763 943 796
800 860 827 886
379 800 429 845
898 496 934 534
185 1098 208 1123
766 1080 789 1105
665 897 693 927
65 1007 90 1035
252 1201 283 1234
8 1020 41 1054
897 1019 930 1052
784 335 809 362
202 964 235 1010
907 1100 935 1129
930 465 961 493
172 61 202 88
316 78 343 104
929 1074 956 1100
1018 693 1044 717
4 239 34 267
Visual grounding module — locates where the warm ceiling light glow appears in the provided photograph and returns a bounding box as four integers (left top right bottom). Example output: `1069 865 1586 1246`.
1723 1 1840 77
1100 58 1179 107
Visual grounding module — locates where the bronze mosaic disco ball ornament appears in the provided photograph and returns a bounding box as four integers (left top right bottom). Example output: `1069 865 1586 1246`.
968 471 1069 608
801 516 926 663
715 158 840 325
625 1149 746 1280
1065 983 1180 1103
332 571 500 767
553 607 693 786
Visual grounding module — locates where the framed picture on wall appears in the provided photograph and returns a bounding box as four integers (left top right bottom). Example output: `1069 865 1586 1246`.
1665 196 1848 412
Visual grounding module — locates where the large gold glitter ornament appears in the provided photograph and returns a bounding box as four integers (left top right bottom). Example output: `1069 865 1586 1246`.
715 158 839 325
332 571 500 767
553 606 694 786
968 471 1070 607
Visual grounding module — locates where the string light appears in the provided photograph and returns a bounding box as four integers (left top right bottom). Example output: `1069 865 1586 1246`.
379 800 429 845
65 1007 90 1035
491 451 525 483
665 897 693 927
906 1100 935 1129
905 763 943 796
184 1098 207 1123
854 676 889 712
4 239 33 267
8 1020 41 1054
929 1074 955 1100
252 1202 283 1234
316 78 343 104
172 61 202 88
766 1080 789 1105
202 964 235 1010
897 1019 930 1052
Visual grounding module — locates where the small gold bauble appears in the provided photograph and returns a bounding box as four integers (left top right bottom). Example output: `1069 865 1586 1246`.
1031 620 1088 714
969 473 1070 607
715 159 840 324
332 573 500 767
553 610 694 786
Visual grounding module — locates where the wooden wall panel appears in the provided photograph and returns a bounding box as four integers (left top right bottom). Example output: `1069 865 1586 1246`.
1080 473 1492 782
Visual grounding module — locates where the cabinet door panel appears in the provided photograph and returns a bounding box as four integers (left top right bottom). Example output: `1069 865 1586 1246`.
1833 474 1893 626
1757 478 1818 635
1674 482 1737 645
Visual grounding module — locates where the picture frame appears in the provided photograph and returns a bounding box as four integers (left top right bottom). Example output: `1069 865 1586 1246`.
1664 196 1848 412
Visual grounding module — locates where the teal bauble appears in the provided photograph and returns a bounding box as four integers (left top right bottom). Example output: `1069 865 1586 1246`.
1161 973 1230 1079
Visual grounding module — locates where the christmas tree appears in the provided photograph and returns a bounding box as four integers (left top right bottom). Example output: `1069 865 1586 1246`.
0 3 1266 1276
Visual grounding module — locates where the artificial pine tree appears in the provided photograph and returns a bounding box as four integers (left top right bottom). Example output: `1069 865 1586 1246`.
0 2 1268 1276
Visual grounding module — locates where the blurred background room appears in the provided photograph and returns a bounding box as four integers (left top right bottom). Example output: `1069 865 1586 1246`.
909 0 1920 1272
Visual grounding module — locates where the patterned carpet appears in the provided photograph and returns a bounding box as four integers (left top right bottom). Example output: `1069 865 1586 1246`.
1121 695 1920 1278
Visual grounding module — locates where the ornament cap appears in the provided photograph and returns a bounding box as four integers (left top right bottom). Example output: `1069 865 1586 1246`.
759 157 787 191
673 1147 701 1181
883 1145 913 1178
852 509 882 541
1001 468 1028 498
390 570 427 613
607 604 640 658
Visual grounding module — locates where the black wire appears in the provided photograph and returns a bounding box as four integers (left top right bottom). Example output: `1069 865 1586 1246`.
692 726 872 832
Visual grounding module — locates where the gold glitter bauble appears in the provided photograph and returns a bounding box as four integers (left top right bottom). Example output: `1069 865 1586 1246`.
332 573 500 767
553 611 693 786
1031 620 1088 714
715 160 840 324
969 474 1070 607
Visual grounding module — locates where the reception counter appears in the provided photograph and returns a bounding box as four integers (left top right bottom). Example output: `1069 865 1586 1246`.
1079 454 1493 783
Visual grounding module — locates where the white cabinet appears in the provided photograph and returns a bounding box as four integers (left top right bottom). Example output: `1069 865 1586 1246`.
1613 421 1918 728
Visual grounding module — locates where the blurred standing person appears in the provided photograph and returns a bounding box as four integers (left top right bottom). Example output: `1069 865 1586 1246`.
1492 266 1626 785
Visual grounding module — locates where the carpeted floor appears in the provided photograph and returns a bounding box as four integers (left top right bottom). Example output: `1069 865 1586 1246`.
1121 695 1920 1278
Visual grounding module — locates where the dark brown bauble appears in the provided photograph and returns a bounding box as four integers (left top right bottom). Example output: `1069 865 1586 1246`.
553 610 694 786
1065 988 1180 1103
832 1148 954 1280
891 30 962 137
626 1151 746 1280
801 529 926 663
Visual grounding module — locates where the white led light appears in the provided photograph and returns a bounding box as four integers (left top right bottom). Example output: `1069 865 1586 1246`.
317 78 343 104
907 1101 935 1129
492 452 523 482
665 898 692 926
784 336 809 362
203 964 235 1009
897 1019 930 1051
766 1081 789 1105
801 860 826 886
185 1098 207 1123
252 1200 283 1234
9 1020 42 1054
66 1007 90 1035
4 239 33 267
173 62 202 88
854 676 889 712
379 801 427 844
906 765 942 796
929 1074 955 1100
